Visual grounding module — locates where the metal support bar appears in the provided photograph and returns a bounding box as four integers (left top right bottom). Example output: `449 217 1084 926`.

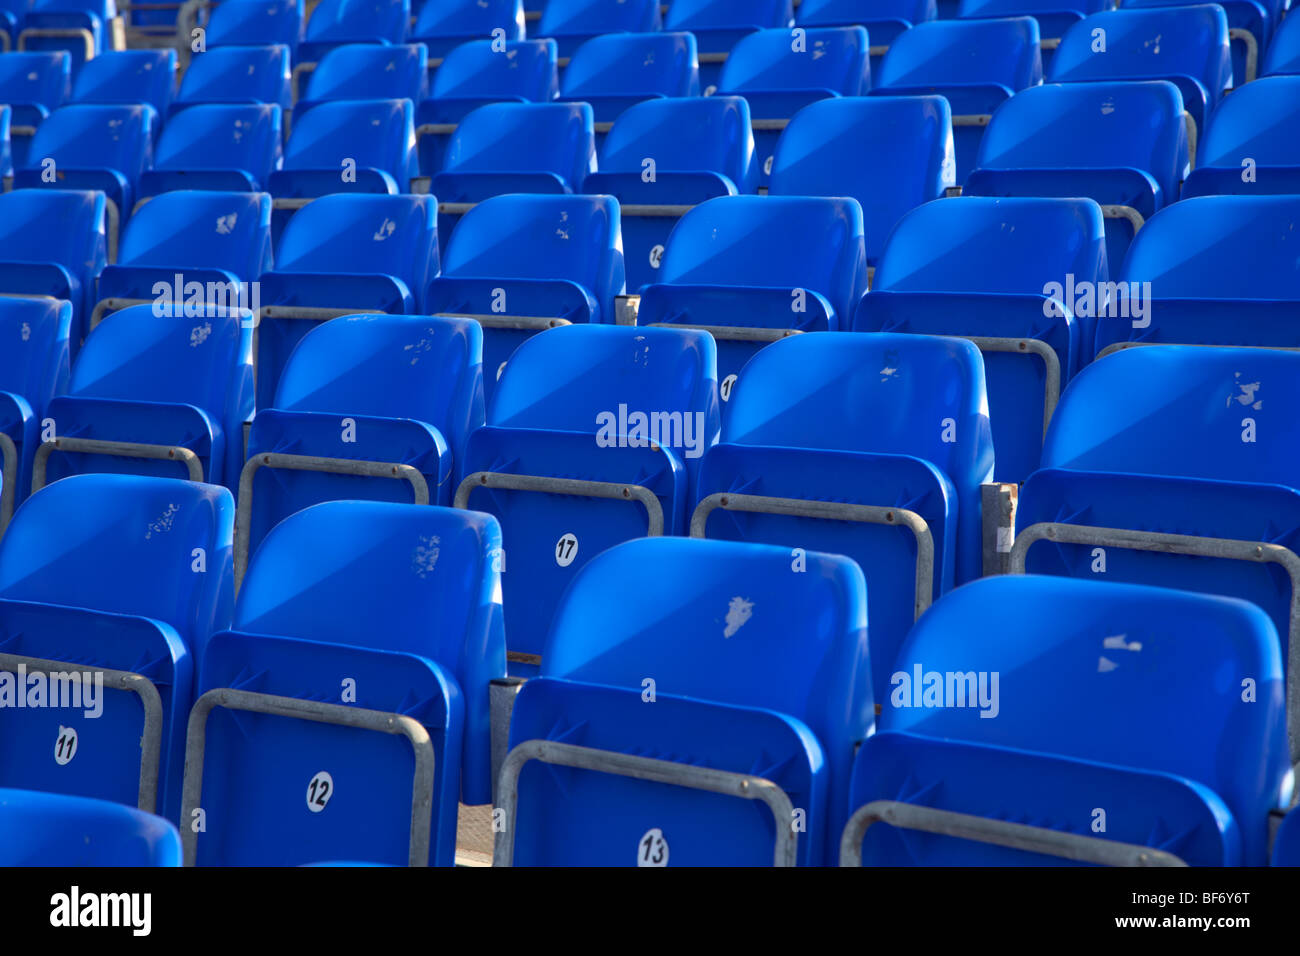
433 312 572 331
614 295 640 326
455 471 665 537
698 52 729 63
691 491 934 621
1040 37 1061 51
290 61 316 104
1101 204 1145 236
952 114 992 127
33 437 204 493
751 118 789 132
1184 110 1198 172
0 432 16 534
618 204 695 217
1009 521 1300 766
234 451 430 589
104 196 119 264
493 739 798 867
437 202 475 215
0 651 163 813
489 677 524 807
839 799 1188 867
90 296 152 331
1228 28 1259 83
962 335 1060 438
980 482 1018 576
644 321 803 343
18 27 94 64
271 197 313 211
415 122 458 137
180 687 435 867
868 44 889 56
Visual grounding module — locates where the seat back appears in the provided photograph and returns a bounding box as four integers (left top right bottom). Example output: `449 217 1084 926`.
430 37 558 102
174 45 292 112
280 97 417 190
146 103 283 192
116 190 273 282
1183 76 1300 196
1262 6 1300 75
303 0 409 46
719 24 871 96
560 31 700 111
205 0 303 54
70 49 175 116
877 16 1042 93
0 297 71 418
303 43 428 106
413 0 524 56
0 50 70 112
23 102 155 184
435 101 595 197
538 0 661 55
0 788 181 865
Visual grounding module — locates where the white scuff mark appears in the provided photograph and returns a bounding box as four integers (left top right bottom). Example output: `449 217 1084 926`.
412 534 440 578
723 597 754 638
146 504 179 539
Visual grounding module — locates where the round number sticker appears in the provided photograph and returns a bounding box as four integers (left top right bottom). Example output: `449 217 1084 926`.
638 827 669 867
720 374 737 403
54 726 78 765
648 244 664 269
307 771 334 813
763 155 774 177
555 533 579 568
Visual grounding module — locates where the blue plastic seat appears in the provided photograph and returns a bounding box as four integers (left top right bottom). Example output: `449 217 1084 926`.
432 102 594 251
0 474 235 820
559 31 699 134
966 80 1189 268
13 103 156 252
204 0 303 62
585 96 757 291
0 297 70 528
39 303 253 492
634 195 867 387
871 18 1042 183
296 42 427 130
1181 77 1300 198
1015 345 1300 695
0 788 181 865
768 96 954 267
1121 0 1274 85
1098 195 1300 356
138 103 283 198
19 0 115 75
1262 5 1300 75
0 0 30 47
502 536 870 866
172 44 292 115
297 0 409 65
844 575 1288 866
538 0 660 58
1047 5 1231 140
69 49 175 119
417 38 559 175
412 0 524 59
94 190 272 341
458 324 718 672
717 25 870 187
798 0 935 47
187 500 505 865
694 331 992 702
860 196 1106 484
425 193 624 401
0 189 104 344
0 51 69 169
255 193 439 409
242 315 483 574
664 0 794 91
958 0 1110 57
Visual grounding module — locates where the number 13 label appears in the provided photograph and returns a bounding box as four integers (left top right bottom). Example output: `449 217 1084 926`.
638 828 668 867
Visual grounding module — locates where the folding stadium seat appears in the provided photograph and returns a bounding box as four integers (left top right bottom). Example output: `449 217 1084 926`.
716 25 871 188
1046 5 1231 147
424 193 624 401
183 500 505 866
584 96 757 292
498 536 871 867
558 31 699 146
416 38 559 176
965 80 1189 269
254 193 439 409
537 0 661 58
767 96 954 269
796 0 936 71
957 0 1110 63
267 98 417 242
293 42 427 134
69 49 176 118
0 50 69 170
0 473 235 821
664 0 794 92
1262 5 1300 75
296 0 409 68
1012 346 1300 719
455 324 718 673
0 297 71 531
629 195 867 389
36 302 252 493
858 196 1106 485
1121 0 1274 85
1180 77 1300 198
841 575 1288 866
0 189 105 341
12 102 155 264
18 0 116 75
0 789 181 865
432 102 594 252
203 0 303 63
171 45 292 115
136 103 283 199
871 17 1043 183
239 315 483 582
0 0 32 49
1095 196 1300 357
412 0 524 60
91 190 271 341
692 331 993 704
